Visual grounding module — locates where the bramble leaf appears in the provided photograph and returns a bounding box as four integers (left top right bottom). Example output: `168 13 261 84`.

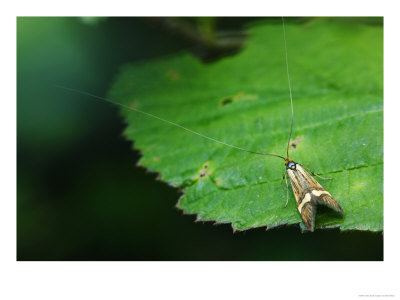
109 18 383 231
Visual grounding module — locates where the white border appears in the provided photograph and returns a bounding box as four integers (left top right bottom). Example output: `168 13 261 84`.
3 0 400 299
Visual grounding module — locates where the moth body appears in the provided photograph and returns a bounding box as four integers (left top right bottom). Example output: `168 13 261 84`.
285 159 344 231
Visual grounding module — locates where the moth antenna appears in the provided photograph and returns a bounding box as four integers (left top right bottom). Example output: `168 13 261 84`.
57 85 286 161
282 17 294 159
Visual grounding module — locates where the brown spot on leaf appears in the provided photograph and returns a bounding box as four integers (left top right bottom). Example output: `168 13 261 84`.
153 157 160 162
221 98 233 106
235 91 258 101
129 100 139 110
167 69 181 81
290 137 304 150
219 92 258 106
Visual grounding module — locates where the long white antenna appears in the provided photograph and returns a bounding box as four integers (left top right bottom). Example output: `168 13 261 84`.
57 85 286 160
282 17 294 159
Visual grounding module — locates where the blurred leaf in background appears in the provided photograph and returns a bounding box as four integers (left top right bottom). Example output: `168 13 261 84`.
17 17 383 261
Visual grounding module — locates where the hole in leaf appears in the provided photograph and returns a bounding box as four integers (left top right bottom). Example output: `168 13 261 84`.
197 161 212 179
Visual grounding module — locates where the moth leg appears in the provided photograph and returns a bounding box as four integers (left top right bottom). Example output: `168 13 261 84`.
283 171 289 208
275 173 286 189
300 164 332 180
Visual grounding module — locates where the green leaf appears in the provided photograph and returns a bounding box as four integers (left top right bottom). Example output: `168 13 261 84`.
109 18 383 232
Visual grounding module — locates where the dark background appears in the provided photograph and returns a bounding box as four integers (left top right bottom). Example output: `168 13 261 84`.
17 17 383 260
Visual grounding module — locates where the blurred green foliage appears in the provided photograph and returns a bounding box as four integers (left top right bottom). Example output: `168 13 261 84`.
110 19 383 231
17 17 383 260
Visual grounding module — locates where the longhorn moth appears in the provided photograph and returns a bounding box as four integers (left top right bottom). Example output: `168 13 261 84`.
59 17 344 232
278 17 344 231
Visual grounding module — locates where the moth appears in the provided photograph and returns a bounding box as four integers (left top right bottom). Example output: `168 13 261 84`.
277 17 344 231
284 159 343 231
60 17 343 231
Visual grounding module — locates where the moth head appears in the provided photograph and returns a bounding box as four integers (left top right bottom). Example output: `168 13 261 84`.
285 158 296 170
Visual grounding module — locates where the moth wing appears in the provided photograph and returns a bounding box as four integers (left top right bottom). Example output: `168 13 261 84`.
286 169 302 204
300 202 317 232
315 193 344 214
